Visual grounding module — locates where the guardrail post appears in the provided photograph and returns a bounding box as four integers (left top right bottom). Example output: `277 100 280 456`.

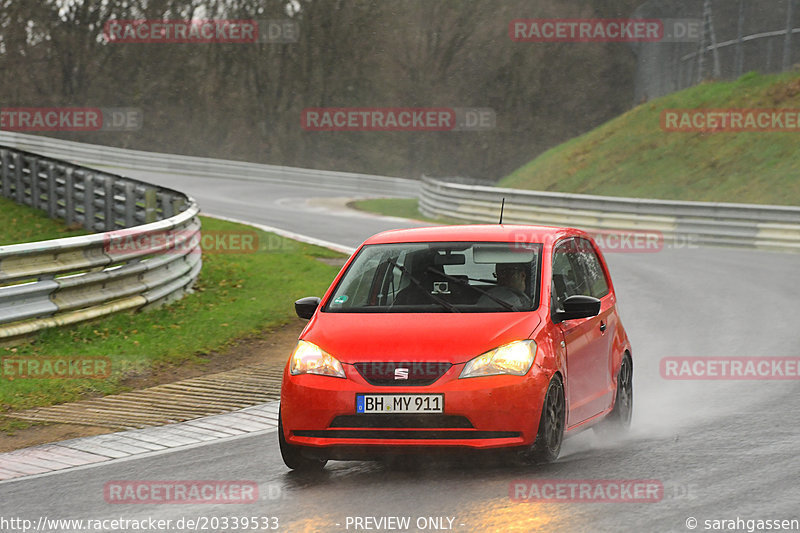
30 157 41 210
14 153 25 204
83 172 96 231
46 162 58 218
103 177 114 231
172 197 184 216
0 149 10 198
159 192 173 218
144 188 157 223
64 168 75 226
124 182 135 227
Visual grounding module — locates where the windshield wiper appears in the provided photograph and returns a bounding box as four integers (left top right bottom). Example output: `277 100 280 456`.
386 259 460 313
425 266 521 312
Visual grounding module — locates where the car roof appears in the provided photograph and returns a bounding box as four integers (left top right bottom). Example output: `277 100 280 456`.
362 224 586 247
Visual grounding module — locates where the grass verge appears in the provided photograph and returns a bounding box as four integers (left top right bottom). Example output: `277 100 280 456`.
501 71 800 206
1 213 346 422
0 196 90 244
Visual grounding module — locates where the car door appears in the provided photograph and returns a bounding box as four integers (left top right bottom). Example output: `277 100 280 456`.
551 238 611 426
574 238 616 416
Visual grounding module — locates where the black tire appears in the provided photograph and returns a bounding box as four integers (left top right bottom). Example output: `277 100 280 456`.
521 374 565 464
595 354 633 436
278 410 327 471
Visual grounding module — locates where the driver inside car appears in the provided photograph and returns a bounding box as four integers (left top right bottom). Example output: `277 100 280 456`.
477 262 532 309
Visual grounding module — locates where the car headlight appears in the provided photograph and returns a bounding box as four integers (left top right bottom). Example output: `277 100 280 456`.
460 340 537 378
290 340 346 378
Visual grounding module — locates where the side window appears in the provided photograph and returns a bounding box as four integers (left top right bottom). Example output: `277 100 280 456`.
551 239 590 312
575 238 610 299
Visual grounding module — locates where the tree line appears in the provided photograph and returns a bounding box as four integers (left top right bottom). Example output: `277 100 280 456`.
0 0 644 180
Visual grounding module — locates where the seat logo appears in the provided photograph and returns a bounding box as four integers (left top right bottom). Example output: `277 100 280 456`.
394 368 409 380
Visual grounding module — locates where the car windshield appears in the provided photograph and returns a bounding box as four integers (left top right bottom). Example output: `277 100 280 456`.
324 242 541 313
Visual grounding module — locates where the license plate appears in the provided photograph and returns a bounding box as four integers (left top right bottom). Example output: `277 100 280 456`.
356 394 444 414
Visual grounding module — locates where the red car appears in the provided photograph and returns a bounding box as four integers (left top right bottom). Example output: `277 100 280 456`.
279 225 633 470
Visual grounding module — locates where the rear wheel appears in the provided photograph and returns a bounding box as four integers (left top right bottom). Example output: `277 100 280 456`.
278 409 327 471
595 354 633 436
521 374 565 464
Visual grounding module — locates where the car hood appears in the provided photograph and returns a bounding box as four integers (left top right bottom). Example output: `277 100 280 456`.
302 312 541 364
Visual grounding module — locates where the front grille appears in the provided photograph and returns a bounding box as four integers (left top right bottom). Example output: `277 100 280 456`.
293 429 520 440
354 361 452 386
330 414 473 429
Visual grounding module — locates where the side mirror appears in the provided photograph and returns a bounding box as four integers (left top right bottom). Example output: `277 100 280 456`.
555 295 601 322
295 296 321 319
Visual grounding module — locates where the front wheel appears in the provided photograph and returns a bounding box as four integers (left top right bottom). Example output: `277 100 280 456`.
278 409 327 471
521 374 565 464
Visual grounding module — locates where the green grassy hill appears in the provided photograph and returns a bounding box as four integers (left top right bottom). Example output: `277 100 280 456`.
501 71 800 206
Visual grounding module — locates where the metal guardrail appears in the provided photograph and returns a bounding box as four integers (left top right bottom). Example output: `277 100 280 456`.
0 131 419 199
420 176 800 252
0 145 201 343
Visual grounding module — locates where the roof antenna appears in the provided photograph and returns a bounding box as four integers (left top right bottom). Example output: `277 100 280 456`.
499 198 506 224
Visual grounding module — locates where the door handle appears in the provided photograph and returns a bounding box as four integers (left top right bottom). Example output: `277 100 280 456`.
599 321 607 332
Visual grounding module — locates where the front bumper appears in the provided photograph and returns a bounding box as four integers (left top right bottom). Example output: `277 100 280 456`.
280 362 551 452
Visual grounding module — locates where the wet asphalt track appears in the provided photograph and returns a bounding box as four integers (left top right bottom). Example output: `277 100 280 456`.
1 168 799 533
